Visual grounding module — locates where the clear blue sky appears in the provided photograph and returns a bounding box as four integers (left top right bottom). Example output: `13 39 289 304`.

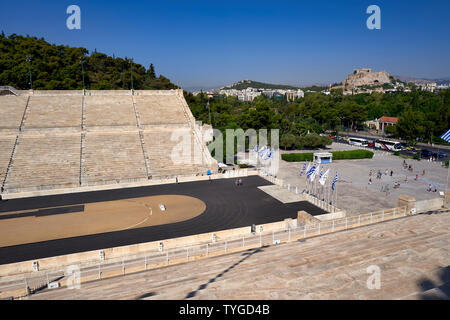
1 0 450 89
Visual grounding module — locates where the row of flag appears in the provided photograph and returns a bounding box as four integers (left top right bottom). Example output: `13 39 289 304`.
300 161 338 190
251 145 274 161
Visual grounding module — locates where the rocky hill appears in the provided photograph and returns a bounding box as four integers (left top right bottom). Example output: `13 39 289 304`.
343 68 392 89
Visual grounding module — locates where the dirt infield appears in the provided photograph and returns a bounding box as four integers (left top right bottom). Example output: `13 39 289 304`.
0 195 206 247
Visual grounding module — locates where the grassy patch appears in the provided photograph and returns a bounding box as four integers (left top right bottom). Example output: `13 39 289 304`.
281 149 374 162
281 153 314 162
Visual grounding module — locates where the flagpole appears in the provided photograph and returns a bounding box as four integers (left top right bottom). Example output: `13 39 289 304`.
335 183 338 211
446 165 449 191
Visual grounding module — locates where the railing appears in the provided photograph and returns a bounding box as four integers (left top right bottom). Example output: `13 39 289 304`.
0 205 408 299
0 86 19 96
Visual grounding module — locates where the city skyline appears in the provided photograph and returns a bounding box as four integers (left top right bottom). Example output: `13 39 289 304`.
1 0 450 89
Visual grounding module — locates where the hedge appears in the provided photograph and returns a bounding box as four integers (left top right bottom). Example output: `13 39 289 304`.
281 153 314 162
281 149 374 162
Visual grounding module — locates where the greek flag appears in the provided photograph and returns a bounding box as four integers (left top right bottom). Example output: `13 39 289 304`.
258 146 268 157
260 148 270 160
306 164 316 178
319 167 323 179
310 164 320 182
263 150 273 160
319 168 329 186
299 162 307 176
305 162 311 176
440 129 450 143
331 172 338 191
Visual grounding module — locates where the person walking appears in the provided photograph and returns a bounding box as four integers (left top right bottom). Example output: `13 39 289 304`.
390 170 393 177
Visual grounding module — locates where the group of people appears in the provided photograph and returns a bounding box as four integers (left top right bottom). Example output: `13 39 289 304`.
368 160 430 190
369 169 393 183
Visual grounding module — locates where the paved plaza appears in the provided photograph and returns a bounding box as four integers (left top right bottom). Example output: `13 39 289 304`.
278 143 449 215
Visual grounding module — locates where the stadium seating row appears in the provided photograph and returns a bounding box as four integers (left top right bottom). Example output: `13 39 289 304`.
0 90 216 195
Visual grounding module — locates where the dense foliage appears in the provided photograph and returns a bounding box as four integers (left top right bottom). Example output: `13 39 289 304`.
0 33 177 90
281 150 374 162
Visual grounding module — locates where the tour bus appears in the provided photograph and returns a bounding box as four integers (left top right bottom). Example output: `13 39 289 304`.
374 139 403 151
348 137 369 147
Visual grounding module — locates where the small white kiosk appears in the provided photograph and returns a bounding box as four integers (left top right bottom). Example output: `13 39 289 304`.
314 152 333 164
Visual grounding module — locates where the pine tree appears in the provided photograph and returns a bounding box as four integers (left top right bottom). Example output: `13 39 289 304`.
148 63 156 79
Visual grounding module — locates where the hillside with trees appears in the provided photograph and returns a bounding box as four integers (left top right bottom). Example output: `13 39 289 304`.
221 79 327 92
0 33 177 90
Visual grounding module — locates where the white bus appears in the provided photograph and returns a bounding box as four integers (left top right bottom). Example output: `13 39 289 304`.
348 137 369 147
374 139 403 151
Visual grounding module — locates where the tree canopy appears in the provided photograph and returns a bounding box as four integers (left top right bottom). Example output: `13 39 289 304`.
185 88 450 147
0 33 177 90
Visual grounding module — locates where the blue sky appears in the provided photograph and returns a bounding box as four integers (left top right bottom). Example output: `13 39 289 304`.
1 0 450 89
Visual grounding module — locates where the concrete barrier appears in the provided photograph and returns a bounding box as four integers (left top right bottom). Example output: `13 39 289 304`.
415 198 444 212
297 211 320 224
445 190 450 209
314 211 347 222
398 195 416 215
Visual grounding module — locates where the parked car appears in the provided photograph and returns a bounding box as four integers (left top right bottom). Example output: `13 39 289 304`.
436 151 447 158
421 149 433 158
406 146 421 152
421 149 446 159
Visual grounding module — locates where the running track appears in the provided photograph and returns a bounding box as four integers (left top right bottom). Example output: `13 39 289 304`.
0 176 325 264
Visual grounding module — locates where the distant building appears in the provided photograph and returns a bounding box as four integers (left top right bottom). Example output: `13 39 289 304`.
378 116 398 133
364 116 399 133
286 89 304 101
417 82 437 92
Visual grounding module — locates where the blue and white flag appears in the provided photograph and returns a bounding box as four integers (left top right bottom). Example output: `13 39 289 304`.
305 162 311 176
251 145 258 153
260 148 269 159
310 164 320 182
331 171 338 191
319 167 323 179
319 168 329 186
299 162 307 176
258 146 267 157
440 129 450 143
306 164 316 178
263 150 273 160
